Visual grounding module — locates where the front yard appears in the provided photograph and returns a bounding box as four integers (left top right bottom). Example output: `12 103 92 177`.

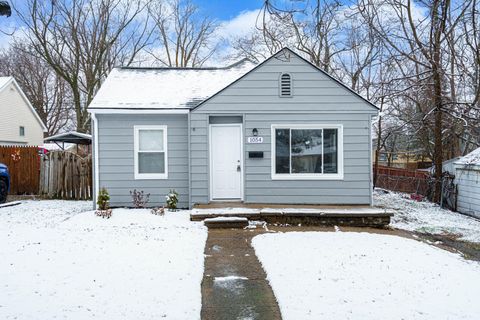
0 201 207 319
253 231 480 320
1 193 480 320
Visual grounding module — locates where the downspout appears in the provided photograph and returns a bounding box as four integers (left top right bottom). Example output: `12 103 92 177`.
91 112 99 209
369 114 374 206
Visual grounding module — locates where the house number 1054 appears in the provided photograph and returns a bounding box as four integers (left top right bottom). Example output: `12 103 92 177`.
247 136 264 144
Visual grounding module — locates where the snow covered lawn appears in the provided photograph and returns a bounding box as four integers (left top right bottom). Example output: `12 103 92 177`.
0 200 207 319
374 189 480 243
253 232 480 320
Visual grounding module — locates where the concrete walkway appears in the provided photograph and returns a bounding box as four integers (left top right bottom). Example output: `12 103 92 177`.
201 228 282 320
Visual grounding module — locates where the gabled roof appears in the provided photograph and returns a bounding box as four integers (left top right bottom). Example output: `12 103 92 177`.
193 47 379 111
88 47 378 113
0 76 48 132
88 59 257 110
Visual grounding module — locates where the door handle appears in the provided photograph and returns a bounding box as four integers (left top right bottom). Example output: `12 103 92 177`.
237 164 241 172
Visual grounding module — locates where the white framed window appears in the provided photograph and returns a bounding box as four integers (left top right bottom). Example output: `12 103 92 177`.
19 126 25 136
271 124 344 180
134 125 168 179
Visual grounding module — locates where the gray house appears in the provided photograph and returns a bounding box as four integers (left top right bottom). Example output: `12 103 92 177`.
88 48 378 209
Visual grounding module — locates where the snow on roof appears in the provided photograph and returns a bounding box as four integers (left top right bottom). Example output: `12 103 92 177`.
44 131 92 145
455 147 480 166
88 59 256 110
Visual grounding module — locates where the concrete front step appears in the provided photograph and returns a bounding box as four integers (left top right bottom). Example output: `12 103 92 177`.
192 207 394 227
204 217 249 229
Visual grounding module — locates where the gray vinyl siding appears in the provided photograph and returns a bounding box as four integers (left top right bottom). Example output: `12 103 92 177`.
96 113 189 208
190 113 209 205
190 50 376 205
194 54 377 114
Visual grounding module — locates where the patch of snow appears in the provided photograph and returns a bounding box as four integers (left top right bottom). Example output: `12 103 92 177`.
191 207 260 215
0 200 91 227
0 201 207 319
374 190 480 242
260 207 392 215
204 216 248 222
213 276 249 282
253 232 480 320
0 200 22 208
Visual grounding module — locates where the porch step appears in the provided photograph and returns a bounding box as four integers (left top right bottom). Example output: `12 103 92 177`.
192 207 395 227
204 217 249 229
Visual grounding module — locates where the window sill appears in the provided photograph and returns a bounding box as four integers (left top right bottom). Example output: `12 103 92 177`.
134 173 168 180
271 173 344 181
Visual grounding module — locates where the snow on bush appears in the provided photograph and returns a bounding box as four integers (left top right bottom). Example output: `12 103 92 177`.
253 232 480 320
374 189 480 243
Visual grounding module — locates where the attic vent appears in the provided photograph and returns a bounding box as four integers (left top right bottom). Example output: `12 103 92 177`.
279 73 292 97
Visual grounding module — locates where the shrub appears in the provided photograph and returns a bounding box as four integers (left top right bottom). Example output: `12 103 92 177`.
166 189 179 211
130 189 150 208
97 187 110 210
96 187 112 218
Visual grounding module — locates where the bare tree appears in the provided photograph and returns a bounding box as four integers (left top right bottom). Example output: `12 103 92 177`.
16 0 152 133
148 0 218 67
0 42 72 135
231 0 346 73
359 0 474 201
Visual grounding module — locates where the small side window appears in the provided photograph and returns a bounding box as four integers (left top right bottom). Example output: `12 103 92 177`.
134 126 168 179
279 73 292 97
19 126 25 137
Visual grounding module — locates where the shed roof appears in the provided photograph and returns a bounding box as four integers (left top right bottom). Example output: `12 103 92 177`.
44 131 92 145
88 59 256 110
455 147 480 166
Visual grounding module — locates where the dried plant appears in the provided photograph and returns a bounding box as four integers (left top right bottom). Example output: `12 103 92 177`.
130 189 150 208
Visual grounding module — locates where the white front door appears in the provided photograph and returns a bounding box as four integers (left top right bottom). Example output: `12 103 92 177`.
210 124 243 200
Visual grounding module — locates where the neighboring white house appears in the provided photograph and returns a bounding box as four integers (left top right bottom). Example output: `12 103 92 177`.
0 77 47 145
454 148 480 218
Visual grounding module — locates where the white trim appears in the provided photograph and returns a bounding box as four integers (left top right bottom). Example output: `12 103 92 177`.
209 123 244 201
133 125 168 180
88 108 189 114
92 113 99 208
270 124 344 180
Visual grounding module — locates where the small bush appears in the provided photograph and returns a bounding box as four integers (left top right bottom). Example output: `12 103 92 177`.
97 187 110 210
96 187 112 218
130 189 150 208
165 189 179 211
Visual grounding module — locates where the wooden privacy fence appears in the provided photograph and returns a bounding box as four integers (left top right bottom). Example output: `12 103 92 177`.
40 151 92 200
0 146 40 194
374 165 430 195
